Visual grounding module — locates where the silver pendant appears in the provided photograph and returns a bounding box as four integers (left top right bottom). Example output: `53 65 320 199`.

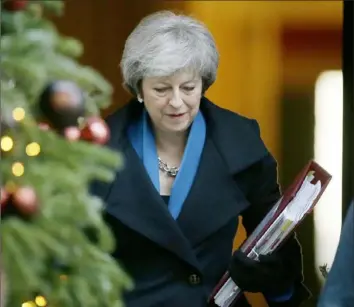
158 157 179 177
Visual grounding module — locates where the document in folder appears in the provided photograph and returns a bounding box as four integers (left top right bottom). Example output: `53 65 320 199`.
208 160 332 307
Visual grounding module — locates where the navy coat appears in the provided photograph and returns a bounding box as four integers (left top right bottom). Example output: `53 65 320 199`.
91 97 307 307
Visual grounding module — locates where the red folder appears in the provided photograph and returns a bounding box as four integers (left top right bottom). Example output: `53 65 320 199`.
208 160 332 306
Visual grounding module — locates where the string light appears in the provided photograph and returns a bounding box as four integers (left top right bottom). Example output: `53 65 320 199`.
12 162 24 177
60 274 68 281
0 136 13 151
12 107 26 122
5 181 17 193
26 142 41 156
35 296 47 307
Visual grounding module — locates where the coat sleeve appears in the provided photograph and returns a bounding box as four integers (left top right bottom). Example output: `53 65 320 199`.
238 121 311 306
317 201 354 307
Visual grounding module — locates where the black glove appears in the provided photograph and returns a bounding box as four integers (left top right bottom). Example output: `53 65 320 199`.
229 237 304 294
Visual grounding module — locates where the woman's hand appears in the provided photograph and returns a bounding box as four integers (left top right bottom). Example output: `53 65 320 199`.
228 249 297 296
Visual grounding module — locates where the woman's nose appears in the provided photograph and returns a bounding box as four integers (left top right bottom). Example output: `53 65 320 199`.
169 90 183 108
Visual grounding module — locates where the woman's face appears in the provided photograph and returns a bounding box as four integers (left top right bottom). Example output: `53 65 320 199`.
140 70 203 134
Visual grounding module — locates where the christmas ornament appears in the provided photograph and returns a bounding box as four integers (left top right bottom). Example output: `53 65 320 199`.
12 186 39 216
2 0 28 11
1 187 10 208
38 81 86 131
2 186 39 219
80 117 110 145
63 126 81 141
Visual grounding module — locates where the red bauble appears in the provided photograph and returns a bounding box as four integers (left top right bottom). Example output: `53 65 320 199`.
0 187 10 208
64 126 81 141
12 186 38 216
38 81 85 131
80 117 110 144
3 0 28 11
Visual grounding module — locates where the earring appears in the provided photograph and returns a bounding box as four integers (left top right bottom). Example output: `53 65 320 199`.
137 95 143 103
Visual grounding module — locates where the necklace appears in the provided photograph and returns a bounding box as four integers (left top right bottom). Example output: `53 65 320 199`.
158 157 179 177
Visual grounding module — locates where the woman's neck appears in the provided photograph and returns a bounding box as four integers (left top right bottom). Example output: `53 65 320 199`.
155 129 187 163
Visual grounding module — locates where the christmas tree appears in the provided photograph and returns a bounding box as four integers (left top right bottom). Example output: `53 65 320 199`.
1 1 132 306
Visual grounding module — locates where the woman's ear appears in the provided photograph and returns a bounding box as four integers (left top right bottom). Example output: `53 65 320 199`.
137 80 143 103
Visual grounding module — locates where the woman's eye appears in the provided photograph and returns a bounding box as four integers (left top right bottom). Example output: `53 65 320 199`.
183 87 195 91
154 88 167 93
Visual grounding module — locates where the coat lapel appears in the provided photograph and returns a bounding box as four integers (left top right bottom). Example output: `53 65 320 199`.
104 140 201 271
176 136 250 246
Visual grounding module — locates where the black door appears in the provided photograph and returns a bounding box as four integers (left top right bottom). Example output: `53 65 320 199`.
342 1 354 217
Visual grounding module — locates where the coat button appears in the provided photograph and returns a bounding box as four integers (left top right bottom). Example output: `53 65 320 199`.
188 273 201 285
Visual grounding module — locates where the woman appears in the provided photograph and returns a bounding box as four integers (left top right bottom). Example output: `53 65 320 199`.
92 11 310 307
318 201 354 307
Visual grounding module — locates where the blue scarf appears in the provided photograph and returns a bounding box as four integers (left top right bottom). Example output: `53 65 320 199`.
128 109 206 219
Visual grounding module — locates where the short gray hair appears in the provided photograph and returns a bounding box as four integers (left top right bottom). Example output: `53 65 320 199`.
120 11 219 95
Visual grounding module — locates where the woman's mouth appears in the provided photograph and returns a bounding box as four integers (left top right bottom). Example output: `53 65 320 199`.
168 113 185 118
